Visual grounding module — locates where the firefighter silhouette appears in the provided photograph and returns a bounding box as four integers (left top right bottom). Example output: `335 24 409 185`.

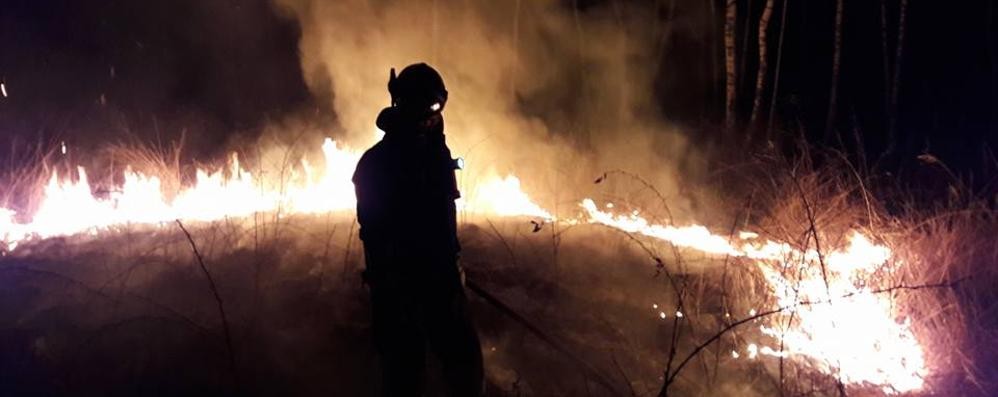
352 63 484 397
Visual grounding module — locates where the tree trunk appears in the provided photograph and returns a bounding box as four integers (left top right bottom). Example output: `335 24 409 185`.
750 0 775 126
709 0 720 122
767 0 790 138
738 0 754 96
991 0 997 137
511 0 521 99
880 0 891 129
887 0 908 150
824 0 844 141
724 0 738 132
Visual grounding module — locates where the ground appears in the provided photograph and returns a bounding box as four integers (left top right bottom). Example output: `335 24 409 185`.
0 208 990 396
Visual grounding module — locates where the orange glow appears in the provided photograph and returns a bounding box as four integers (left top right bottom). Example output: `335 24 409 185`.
459 175 554 219
1 137 551 247
0 141 930 394
581 200 927 393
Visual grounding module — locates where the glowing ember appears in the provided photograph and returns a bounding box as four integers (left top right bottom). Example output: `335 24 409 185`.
580 199 928 393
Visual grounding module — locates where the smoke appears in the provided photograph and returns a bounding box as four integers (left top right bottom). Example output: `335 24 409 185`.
273 0 707 219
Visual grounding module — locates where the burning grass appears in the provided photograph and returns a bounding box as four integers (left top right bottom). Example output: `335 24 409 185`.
697 153 987 396
0 139 994 396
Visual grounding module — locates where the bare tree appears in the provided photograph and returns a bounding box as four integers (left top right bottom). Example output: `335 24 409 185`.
708 0 720 121
991 0 998 137
750 0 776 126
824 0 844 141
511 0 521 99
887 0 909 151
725 0 738 132
880 0 891 124
738 0 754 93
767 0 791 138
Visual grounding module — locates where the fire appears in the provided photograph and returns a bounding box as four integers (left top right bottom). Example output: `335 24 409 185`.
0 138 930 394
582 199 928 393
459 175 554 220
0 137 551 249
0 208 26 251
758 233 926 393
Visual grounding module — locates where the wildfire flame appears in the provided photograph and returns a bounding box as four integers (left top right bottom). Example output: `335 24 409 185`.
459 175 554 220
0 138 552 249
0 139 929 394
581 199 928 393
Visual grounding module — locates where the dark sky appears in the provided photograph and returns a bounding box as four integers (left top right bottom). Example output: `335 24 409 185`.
0 0 995 181
0 0 310 159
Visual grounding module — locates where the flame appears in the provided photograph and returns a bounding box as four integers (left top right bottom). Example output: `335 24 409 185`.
580 199 928 393
0 138 930 393
0 208 26 251
459 175 554 219
0 138 551 248
758 233 926 393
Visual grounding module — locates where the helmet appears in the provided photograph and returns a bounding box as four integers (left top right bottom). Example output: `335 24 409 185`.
388 63 448 114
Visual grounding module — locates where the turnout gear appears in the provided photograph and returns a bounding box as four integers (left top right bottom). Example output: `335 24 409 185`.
353 63 484 397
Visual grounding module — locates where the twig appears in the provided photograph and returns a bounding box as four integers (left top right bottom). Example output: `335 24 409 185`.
787 167 846 394
611 352 639 397
0 265 210 335
714 193 754 383
466 279 622 396
175 220 237 386
595 225 680 294
596 170 676 224
340 217 357 282
832 150 879 231
486 218 518 266
315 216 337 296
664 278 963 388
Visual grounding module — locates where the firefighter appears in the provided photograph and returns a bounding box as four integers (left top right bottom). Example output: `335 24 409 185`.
352 63 484 397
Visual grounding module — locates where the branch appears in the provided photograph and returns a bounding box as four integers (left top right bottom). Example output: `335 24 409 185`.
175 220 237 386
788 166 846 394
665 278 963 387
0 265 210 335
466 279 622 396
595 169 676 224
486 218 519 267
611 352 639 397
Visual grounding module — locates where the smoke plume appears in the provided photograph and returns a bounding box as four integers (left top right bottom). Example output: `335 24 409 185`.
273 0 707 219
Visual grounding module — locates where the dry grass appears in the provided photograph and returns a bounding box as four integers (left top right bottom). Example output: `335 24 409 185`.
99 136 186 201
0 139 59 215
0 138 994 396
681 145 997 396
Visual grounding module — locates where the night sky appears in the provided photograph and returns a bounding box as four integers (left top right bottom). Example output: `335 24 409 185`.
0 0 311 160
0 0 995 182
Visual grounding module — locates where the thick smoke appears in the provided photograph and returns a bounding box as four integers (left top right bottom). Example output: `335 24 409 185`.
273 0 707 219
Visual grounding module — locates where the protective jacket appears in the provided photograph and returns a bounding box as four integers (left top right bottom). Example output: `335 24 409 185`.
352 106 461 284
353 106 482 397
